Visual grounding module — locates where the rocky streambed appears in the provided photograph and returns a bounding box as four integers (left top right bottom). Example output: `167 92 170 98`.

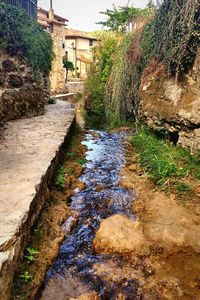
36 129 200 300
14 129 200 300
39 130 141 300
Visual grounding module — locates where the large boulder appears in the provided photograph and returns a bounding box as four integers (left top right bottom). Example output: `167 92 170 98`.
93 214 150 257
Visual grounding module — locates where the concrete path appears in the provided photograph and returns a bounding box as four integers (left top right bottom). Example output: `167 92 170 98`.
0 100 75 299
0 100 75 250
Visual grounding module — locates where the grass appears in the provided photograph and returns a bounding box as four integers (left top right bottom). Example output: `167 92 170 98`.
77 159 87 165
177 182 193 193
55 165 65 191
132 127 200 188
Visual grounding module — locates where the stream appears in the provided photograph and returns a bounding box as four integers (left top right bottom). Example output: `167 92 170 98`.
39 131 140 300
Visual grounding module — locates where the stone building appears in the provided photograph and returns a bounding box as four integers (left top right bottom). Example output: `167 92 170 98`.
38 8 68 93
65 28 97 79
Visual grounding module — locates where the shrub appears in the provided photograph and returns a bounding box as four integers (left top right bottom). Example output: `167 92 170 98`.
84 32 117 129
0 3 53 76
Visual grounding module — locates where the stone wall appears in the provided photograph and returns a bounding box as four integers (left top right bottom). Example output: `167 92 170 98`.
50 23 66 94
139 48 200 153
0 51 49 123
67 80 85 94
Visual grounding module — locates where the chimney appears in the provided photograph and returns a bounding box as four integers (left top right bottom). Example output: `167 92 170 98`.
49 0 54 20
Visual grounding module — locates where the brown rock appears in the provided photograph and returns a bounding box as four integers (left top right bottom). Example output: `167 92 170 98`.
69 292 100 300
93 214 150 257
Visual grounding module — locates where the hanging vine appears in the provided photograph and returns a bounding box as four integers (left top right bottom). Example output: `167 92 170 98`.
142 0 200 77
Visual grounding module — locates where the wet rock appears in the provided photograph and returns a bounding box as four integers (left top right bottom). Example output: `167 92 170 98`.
40 271 90 300
69 291 100 300
93 214 150 257
62 216 77 236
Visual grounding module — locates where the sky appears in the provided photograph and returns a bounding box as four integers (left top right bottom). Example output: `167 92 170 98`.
38 0 149 31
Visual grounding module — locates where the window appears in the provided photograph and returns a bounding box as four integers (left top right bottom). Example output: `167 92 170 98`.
89 39 93 47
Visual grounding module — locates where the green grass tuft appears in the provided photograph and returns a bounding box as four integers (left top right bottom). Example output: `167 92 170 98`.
55 166 65 191
132 127 199 187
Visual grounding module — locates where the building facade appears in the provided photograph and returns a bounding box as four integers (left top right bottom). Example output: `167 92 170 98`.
38 8 68 93
65 29 97 80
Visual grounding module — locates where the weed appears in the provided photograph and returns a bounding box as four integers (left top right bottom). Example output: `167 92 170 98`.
24 247 39 263
77 159 87 165
75 92 83 101
33 226 43 241
177 182 193 193
67 152 76 159
56 166 65 191
132 127 199 187
20 271 31 283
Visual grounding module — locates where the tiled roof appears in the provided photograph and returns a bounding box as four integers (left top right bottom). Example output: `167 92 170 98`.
65 28 97 40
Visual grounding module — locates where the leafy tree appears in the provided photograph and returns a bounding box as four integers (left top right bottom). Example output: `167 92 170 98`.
97 6 150 32
63 56 74 82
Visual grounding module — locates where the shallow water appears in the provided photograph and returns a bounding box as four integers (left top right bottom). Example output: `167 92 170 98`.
39 131 139 300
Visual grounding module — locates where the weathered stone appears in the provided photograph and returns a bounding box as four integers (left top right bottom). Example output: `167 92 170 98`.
0 100 75 300
0 51 50 124
139 49 200 152
93 214 150 257
67 81 85 94
0 85 46 122
2 59 17 72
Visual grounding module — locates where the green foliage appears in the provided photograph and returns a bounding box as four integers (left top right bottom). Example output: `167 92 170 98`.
177 182 192 193
67 152 76 159
33 226 43 241
77 159 87 165
142 0 200 76
84 32 117 129
20 271 31 283
0 3 53 76
105 30 144 127
48 97 57 104
98 5 151 32
56 166 65 191
132 127 200 187
24 247 39 263
63 56 74 71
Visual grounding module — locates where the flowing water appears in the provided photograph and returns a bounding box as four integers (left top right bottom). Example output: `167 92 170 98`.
39 131 140 300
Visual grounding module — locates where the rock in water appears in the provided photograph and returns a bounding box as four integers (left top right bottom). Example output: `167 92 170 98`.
93 214 150 257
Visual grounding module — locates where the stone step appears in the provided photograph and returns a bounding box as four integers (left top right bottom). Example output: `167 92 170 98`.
0 100 75 299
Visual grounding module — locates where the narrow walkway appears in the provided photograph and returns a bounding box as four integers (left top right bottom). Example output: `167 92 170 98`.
0 100 75 298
